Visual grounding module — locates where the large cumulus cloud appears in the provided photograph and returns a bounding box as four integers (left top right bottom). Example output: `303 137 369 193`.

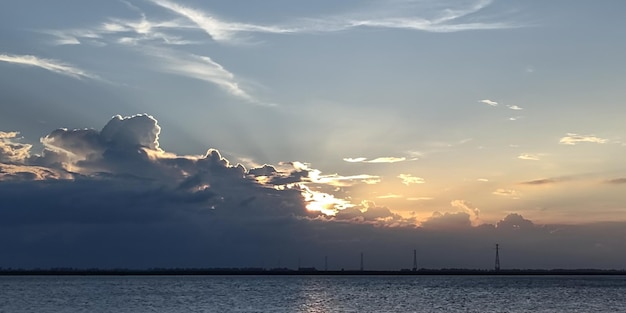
1 114 626 270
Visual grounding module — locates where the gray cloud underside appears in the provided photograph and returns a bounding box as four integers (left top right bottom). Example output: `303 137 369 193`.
1 114 625 269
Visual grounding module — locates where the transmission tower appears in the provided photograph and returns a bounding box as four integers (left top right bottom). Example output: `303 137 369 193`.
495 244 501 271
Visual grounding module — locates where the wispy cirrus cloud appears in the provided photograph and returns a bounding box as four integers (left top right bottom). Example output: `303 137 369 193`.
144 47 265 104
559 133 609 145
0 53 97 80
294 0 517 34
148 0 519 44
148 0 293 43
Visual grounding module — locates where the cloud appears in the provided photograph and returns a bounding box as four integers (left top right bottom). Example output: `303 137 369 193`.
519 177 571 185
148 0 293 43
421 211 472 230
507 105 523 110
377 194 403 199
398 174 425 185
0 132 32 164
314 0 516 33
334 201 411 226
451 200 481 226
479 99 498 106
496 213 534 230
407 197 433 201
343 156 407 163
145 48 263 104
605 178 626 185
492 188 521 199
5 114 626 270
148 0 517 44
0 53 97 80
36 5 265 103
518 153 540 161
559 133 609 145
0 132 20 139
276 161 381 188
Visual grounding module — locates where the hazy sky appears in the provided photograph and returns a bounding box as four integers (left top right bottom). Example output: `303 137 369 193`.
1 0 626 269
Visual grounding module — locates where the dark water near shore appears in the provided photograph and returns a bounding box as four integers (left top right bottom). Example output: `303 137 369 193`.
1 275 625 312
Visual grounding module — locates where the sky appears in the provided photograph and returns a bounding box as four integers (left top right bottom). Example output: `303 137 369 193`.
1 0 626 270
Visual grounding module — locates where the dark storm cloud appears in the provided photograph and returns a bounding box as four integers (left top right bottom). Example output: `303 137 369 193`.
2 114 626 270
495 213 534 230
421 212 473 230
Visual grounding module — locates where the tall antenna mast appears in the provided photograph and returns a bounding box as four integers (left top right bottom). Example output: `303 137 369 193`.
325 255 328 271
495 244 501 271
412 249 418 272
360 252 364 271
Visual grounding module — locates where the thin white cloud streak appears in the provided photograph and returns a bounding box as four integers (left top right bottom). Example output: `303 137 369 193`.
407 197 433 201
144 48 265 104
518 153 540 161
479 99 498 106
493 188 521 199
149 0 517 44
41 29 102 46
149 0 294 42
312 173 381 186
344 157 407 163
345 19 511 33
0 53 97 80
508 105 523 110
377 194 403 199
101 16 199 45
559 133 609 145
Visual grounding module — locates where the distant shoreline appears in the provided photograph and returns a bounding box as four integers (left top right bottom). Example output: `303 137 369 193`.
2 269 626 276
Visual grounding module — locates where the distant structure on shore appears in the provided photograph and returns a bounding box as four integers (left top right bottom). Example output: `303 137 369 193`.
495 244 501 271
360 252 364 271
412 249 418 272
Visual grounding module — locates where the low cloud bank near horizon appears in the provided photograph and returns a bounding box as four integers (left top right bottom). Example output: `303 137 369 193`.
1 114 625 270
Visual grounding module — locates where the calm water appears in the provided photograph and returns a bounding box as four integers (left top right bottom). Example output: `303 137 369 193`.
1 275 625 312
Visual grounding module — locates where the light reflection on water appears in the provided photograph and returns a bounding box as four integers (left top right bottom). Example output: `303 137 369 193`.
1 275 625 312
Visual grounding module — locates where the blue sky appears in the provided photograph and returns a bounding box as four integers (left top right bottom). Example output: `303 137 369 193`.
1 0 626 269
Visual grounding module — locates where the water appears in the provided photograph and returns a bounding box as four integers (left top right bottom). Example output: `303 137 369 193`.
1 275 625 312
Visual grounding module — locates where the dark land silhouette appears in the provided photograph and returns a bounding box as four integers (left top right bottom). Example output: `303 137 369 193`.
1 268 626 276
